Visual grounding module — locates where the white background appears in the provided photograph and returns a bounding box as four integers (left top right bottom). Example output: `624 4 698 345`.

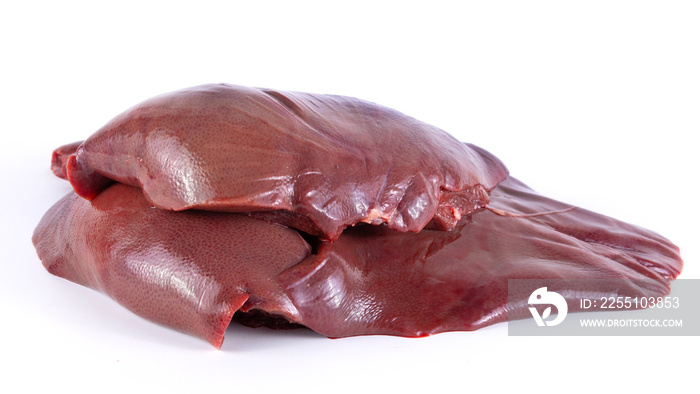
2 1 698 392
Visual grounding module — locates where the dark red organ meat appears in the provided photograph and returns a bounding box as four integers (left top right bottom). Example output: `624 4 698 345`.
32 183 311 348
51 141 82 179
277 177 682 338
65 84 508 240
35 84 682 347
33 175 682 346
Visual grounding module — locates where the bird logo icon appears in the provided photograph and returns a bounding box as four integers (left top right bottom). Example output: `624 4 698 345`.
528 287 568 327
